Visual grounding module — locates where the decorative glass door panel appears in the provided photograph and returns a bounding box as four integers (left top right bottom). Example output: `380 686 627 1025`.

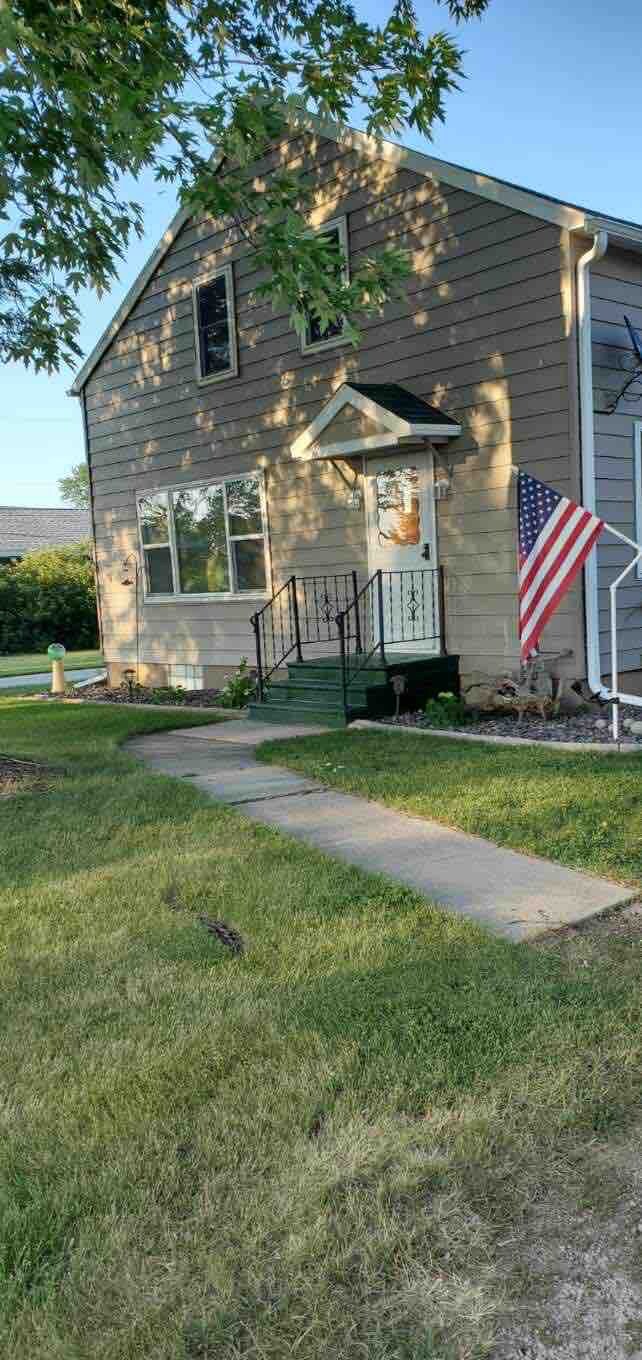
365 450 439 653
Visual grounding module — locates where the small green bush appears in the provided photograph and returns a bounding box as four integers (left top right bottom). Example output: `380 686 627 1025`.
0 542 98 655
217 657 256 708
423 690 468 727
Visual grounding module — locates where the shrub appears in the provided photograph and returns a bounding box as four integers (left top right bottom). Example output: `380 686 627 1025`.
0 541 98 654
423 690 468 727
217 657 256 708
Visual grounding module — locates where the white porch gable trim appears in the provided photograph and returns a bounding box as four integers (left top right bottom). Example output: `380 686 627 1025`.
290 383 461 461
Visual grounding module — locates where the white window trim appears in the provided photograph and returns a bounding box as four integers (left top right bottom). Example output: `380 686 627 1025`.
192 263 239 385
635 421 642 580
300 216 351 356
136 472 271 603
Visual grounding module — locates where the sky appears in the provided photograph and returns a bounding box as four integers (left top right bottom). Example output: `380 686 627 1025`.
3 0 642 507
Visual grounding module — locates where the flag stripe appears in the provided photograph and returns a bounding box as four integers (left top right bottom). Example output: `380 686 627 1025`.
517 471 604 660
520 514 600 644
519 509 592 632
519 498 575 590
520 520 603 657
519 505 588 616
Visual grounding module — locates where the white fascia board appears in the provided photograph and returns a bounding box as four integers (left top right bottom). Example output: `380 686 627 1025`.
294 432 401 461
290 383 410 459
581 216 642 253
289 108 587 232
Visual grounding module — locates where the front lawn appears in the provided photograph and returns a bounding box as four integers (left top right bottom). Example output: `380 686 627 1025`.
1 700 641 1358
0 648 103 677
258 728 642 887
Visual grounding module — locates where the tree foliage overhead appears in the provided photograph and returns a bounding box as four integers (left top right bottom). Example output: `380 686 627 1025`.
0 0 490 372
58 461 90 510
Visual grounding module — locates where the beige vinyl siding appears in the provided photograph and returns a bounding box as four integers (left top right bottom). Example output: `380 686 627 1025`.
591 246 642 676
84 128 576 681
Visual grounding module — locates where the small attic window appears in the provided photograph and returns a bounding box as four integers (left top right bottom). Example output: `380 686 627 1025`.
193 264 238 383
302 218 350 354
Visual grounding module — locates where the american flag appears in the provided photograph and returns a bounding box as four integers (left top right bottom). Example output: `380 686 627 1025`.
518 472 604 660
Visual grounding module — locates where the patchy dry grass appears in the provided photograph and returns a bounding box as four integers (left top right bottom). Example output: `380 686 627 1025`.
0 700 641 1358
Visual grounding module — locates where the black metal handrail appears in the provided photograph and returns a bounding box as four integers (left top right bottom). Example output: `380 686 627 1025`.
250 576 302 702
335 566 446 720
251 572 361 701
335 570 384 715
252 566 446 712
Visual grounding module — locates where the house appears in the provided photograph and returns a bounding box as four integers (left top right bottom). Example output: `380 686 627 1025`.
0 505 91 564
70 110 642 722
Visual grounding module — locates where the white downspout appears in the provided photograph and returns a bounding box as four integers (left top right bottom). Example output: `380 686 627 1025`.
576 229 609 695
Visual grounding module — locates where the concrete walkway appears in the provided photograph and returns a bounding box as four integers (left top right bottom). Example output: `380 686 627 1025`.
0 667 104 690
128 720 634 941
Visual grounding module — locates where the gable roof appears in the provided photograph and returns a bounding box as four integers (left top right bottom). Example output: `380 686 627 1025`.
290 381 461 460
69 107 642 397
0 506 91 558
347 383 461 428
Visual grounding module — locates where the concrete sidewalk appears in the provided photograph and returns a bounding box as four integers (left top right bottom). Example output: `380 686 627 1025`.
128 720 634 941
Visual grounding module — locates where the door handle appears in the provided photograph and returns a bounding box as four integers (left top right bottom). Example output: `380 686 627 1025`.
421 542 431 561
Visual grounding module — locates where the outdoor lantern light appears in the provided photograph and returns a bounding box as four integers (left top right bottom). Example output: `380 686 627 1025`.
121 554 137 587
119 554 141 684
347 484 363 511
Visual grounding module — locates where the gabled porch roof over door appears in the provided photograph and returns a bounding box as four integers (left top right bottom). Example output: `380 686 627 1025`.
290 382 461 461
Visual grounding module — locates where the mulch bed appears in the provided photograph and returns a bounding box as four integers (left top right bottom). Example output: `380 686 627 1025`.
75 684 226 708
384 702 642 745
0 754 52 798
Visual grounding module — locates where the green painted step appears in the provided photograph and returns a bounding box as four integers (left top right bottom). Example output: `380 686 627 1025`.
250 652 460 727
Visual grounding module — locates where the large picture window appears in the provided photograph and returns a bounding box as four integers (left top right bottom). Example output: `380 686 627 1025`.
302 217 350 354
193 264 238 382
137 475 268 599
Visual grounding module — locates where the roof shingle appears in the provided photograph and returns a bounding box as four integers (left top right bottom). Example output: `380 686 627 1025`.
0 506 91 559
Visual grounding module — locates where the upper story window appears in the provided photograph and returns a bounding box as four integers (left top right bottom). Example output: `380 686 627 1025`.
137 474 269 600
302 217 350 355
193 264 238 383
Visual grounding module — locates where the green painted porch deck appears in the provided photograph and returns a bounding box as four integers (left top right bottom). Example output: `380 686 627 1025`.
248 652 460 727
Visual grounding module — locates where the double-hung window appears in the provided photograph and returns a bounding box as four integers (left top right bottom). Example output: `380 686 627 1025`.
302 217 350 354
137 475 269 598
193 264 238 382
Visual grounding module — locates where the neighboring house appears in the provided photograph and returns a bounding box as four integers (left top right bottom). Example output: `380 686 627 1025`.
70 111 642 720
0 506 91 564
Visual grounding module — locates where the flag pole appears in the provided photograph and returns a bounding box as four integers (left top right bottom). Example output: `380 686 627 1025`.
602 522 642 742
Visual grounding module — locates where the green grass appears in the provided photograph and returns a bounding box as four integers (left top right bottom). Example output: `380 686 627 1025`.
0 700 641 1359
258 729 642 887
0 648 103 678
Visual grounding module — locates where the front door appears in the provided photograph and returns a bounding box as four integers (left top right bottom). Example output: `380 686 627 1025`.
365 449 440 653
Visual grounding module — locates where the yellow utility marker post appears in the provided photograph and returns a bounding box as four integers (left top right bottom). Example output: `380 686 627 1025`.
48 643 66 695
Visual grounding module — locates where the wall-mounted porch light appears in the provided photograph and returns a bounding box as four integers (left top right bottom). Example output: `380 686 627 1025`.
330 458 363 510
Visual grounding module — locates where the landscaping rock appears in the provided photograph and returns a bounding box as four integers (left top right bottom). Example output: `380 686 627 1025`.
382 704 642 746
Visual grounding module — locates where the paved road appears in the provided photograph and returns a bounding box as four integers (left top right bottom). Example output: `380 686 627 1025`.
0 667 105 690
128 719 635 942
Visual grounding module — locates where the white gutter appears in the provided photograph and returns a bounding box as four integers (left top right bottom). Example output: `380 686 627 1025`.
576 229 609 696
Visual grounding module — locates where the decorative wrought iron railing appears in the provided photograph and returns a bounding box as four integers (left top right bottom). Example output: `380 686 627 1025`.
251 567 445 710
335 566 445 717
250 572 358 703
